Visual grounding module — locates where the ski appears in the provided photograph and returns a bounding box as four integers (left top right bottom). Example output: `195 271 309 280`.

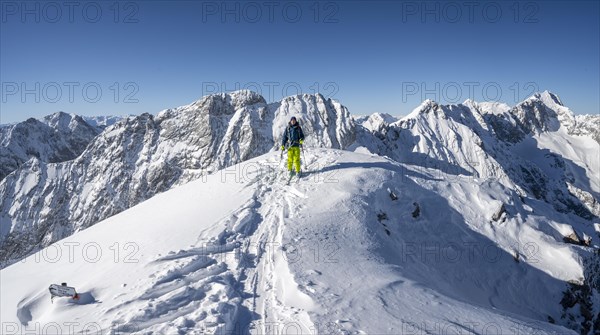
284 172 302 185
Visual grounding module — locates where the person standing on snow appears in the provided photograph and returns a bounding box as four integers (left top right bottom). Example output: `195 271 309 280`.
281 116 305 177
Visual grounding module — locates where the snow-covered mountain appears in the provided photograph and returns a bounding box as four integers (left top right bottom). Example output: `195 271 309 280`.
573 114 600 144
355 112 398 133
0 91 355 265
355 91 599 223
0 149 596 334
506 91 599 143
1 89 598 334
0 112 100 181
81 115 129 130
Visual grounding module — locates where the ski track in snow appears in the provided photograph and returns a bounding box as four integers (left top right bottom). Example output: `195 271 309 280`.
0 149 585 335
99 154 319 334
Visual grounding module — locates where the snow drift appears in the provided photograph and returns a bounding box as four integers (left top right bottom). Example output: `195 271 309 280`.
0 150 589 334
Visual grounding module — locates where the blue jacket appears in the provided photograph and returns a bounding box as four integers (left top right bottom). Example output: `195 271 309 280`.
282 123 305 148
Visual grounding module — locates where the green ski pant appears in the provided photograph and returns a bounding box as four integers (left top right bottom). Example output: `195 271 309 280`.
287 146 301 172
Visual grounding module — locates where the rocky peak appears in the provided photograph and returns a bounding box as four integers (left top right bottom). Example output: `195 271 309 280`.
510 91 576 134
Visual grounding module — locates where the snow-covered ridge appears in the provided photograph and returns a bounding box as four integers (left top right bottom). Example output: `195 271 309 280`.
2 90 598 267
2 90 597 268
0 150 594 334
0 90 355 265
509 91 575 134
356 91 599 225
0 112 99 181
1 89 599 334
81 115 129 130
573 114 600 143
0 112 128 181
356 112 398 133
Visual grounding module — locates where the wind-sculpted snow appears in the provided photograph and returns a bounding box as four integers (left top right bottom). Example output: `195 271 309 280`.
1 91 598 333
0 91 355 265
0 150 592 334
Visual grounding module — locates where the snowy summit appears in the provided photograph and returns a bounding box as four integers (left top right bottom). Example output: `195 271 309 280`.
1 90 599 335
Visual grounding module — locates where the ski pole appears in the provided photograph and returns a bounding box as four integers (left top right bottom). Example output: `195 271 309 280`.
280 146 288 172
301 145 306 171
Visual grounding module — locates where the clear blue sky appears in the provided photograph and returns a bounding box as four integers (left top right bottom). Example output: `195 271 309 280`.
1 0 598 123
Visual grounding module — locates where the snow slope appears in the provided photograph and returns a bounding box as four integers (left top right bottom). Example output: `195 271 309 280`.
354 92 599 225
0 91 355 265
0 149 586 334
4 90 597 270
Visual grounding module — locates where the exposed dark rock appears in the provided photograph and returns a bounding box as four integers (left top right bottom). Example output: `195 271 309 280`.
491 203 506 222
411 202 420 219
563 231 583 246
